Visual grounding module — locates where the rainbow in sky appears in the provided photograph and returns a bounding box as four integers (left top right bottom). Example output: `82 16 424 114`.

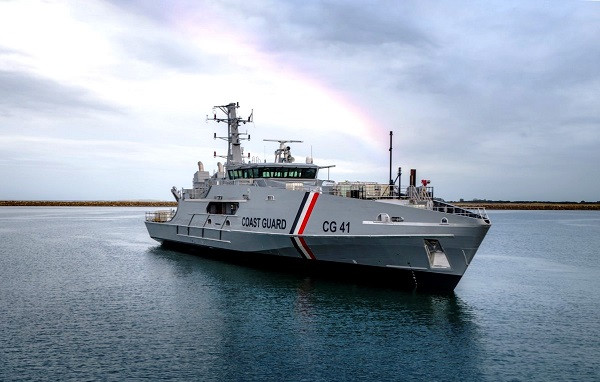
168 3 389 153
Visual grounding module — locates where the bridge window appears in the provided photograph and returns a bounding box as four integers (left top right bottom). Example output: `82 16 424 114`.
228 167 317 180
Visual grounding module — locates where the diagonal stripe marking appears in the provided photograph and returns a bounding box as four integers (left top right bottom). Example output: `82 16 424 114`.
289 192 310 234
298 237 316 260
298 193 319 235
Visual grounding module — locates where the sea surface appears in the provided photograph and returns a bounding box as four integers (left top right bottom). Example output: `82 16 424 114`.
0 207 598 381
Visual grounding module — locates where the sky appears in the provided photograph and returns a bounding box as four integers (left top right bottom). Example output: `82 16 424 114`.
0 0 599 202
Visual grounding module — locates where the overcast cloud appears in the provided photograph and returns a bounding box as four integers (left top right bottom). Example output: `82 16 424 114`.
0 0 598 201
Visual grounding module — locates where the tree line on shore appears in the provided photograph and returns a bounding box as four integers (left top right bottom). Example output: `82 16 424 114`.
0 201 177 207
1 200 598 210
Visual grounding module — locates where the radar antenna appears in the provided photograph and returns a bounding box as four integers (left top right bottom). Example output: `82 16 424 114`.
263 139 302 163
208 102 252 165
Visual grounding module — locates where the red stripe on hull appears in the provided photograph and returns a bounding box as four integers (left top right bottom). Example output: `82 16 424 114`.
298 193 319 235
298 237 316 260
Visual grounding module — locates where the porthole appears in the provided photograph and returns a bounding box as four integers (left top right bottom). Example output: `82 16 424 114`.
225 220 231 226
441 217 448 224
207 218 212 224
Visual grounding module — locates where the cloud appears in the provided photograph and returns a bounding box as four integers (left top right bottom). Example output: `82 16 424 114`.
0 134 210 200
116 36 209 72
236 1 434 51
0 69 120 116
0 0 599 201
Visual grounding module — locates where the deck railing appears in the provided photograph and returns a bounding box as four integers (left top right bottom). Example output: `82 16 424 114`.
326 184 434 201
432 201 489 221
145 210 175 222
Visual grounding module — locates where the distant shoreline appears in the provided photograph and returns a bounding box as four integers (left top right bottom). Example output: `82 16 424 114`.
0 201 178 207
1 200 598 210
454 202 600 210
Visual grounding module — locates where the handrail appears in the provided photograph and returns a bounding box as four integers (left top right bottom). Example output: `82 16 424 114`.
432 201 489 221
145 209 175 222
326 183 434 201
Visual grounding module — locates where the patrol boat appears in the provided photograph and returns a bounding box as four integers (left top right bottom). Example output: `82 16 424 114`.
145 102 491 291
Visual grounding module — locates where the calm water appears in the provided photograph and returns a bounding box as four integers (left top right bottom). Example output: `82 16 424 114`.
0 208 598 381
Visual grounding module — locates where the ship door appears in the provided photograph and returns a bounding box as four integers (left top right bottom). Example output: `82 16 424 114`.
203 214 227 240
424 239 451 269
203 202 238 241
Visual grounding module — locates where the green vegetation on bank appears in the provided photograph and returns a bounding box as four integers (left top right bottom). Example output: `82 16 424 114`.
0 201 177 207
454 202 600 210
1 200 599 210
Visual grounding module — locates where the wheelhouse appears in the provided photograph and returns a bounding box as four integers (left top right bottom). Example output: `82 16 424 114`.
227 164 318 180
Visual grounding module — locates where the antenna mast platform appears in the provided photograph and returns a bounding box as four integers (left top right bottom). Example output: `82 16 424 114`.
209 102 252 165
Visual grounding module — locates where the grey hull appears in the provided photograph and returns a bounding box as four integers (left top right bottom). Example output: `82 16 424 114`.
159 239 464 292
146 185 490 291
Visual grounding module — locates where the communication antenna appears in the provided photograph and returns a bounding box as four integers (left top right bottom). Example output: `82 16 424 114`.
263 139 303 163
208 102 253 165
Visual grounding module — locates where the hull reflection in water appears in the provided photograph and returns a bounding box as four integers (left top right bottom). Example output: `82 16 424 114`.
147 244 486 381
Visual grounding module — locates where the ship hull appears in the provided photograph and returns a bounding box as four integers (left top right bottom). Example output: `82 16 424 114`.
145 186 490 292
158 239 463 292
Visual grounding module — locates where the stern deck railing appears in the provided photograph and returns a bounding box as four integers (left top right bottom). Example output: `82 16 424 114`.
145 210 176 223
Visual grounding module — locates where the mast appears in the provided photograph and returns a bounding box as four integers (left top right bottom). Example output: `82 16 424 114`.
210 102 252 165
389 131 394 196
